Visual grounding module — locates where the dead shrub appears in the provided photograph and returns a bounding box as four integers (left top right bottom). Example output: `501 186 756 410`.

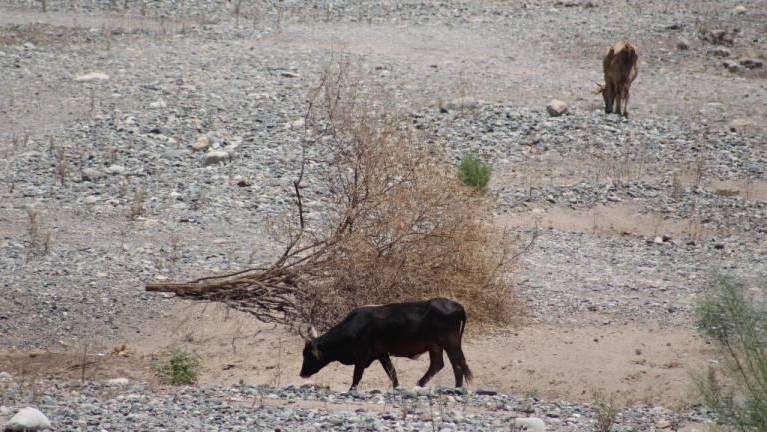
147 61 526 330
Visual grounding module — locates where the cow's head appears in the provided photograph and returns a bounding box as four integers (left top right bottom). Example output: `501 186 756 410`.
299 325 328 378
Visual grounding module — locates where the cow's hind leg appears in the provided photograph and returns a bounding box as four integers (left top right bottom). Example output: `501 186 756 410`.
445 345 472 388
379 356 399 388
417 347 444 387
350 363 366 390
622 89 630 118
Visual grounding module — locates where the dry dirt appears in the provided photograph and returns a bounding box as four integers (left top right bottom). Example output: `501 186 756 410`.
1 302 717 408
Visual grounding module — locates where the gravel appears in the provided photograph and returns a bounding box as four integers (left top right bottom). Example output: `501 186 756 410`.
0 381 715 431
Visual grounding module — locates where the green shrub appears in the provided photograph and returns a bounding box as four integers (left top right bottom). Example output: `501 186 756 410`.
156 349 200 385
457 153 491 190
695 275 767 431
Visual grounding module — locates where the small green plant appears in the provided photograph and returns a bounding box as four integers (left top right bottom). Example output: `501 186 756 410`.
457 153 491 190
695 275 767 431
156 349 200 385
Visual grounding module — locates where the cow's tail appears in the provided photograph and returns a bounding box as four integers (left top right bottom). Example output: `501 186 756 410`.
457 308 473 385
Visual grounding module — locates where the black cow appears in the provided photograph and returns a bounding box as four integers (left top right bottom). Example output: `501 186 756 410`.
299 298 472 390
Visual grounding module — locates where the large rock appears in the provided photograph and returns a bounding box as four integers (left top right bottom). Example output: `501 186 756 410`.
4 407 51 431
203 150 230 167
733 5 747 14
546 99 568 117
513 417 546 431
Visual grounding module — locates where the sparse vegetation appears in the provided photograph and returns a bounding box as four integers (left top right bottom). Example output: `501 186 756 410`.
129 186 147 220
592 390 619 432
25 207 51 257
696 275 767 431
156 349 200 385
457 153 492 191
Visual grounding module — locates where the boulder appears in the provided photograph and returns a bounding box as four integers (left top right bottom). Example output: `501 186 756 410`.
4 407 51 431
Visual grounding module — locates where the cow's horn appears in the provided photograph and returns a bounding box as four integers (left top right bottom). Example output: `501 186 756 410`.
309 325 319 339
298 327 312 342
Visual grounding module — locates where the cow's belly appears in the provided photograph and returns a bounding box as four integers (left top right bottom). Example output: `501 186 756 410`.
389 343 429 359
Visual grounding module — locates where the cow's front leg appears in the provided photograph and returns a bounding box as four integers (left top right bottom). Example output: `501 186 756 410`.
379 356 399 388
613 86 623 116
350 363 365 390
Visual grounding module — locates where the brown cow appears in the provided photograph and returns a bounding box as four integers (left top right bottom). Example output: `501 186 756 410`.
597 42 638 118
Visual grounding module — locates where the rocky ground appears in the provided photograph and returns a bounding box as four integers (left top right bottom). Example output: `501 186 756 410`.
1 0 766 430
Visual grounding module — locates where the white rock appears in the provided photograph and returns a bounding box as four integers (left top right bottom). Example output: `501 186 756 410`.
81 167 106 182
75 72 110 82
149 99 167 109
105 165 126 175
513 417 546 431
0 371 11 381
4 407 51 431
733 5 747 14
203 150 230 167
106 377 130 386
728 118 756 133
0 406 11 416
84 195 100 205
546 99 568 117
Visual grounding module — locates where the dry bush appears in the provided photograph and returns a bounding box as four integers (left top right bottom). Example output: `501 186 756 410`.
147 61 526 330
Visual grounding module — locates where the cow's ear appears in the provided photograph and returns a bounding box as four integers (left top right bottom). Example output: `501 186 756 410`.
309 325 319 339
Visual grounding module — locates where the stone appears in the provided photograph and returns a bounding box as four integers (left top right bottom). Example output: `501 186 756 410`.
707 47 731 58
4 407 51 431
513 417 546 431
546 99 568 117
149 99 167 109
723 60 741 73
733 5 747 14
441 97 479 112
104 165 126 175
74 72 110 81
728 118 756 133
81 168 106 182
0 371 11 381
281 71 300 78
740 58 764 69
676 39 690 50
656 419 672 429
106 377 130 386
192 135 211 152
203 150 230 166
